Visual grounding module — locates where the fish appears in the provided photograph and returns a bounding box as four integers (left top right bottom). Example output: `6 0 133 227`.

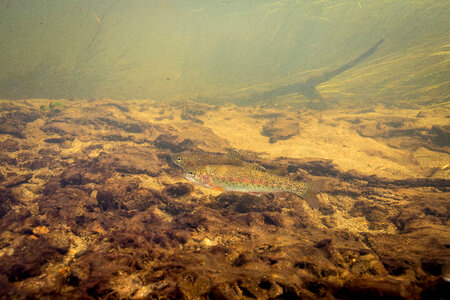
172 151 264 170
183 164 312 202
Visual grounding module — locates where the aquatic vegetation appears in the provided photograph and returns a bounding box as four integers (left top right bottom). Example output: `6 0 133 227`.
39 101 64 113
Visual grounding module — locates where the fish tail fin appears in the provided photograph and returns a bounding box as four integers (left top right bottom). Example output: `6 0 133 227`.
296 178 327 210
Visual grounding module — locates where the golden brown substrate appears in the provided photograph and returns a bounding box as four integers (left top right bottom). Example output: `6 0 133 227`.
0 98 448 299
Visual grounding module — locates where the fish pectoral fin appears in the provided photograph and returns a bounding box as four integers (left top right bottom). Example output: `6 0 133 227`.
303 193 320 210
213 186 225 191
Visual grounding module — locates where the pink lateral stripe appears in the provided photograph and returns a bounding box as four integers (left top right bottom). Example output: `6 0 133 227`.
225 177 267 185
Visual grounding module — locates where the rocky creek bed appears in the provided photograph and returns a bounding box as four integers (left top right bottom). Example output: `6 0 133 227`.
0 98 448 299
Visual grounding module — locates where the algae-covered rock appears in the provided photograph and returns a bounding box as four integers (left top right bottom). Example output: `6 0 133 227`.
0 98 448 299
261 119 299 143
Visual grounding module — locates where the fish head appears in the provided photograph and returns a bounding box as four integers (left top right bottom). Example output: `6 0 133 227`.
171 153 193 168
171 153 185 167
183 167 214 187
183 169 200 183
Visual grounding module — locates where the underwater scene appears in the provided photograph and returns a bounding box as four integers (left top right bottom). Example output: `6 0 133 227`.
0 0 449 299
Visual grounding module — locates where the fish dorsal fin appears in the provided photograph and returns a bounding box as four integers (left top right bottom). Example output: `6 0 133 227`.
263 167 286 176
249 164 266 171
225 150 244 162
226 150 268 171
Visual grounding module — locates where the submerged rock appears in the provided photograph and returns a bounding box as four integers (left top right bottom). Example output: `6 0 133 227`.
339 278 414 299
154 134 196 152
261 119 299 143
0 109 41 139
162 182 193 198
0 99 448 298
0 139 19 152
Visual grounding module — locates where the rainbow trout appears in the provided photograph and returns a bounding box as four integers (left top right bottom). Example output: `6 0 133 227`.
172 151 263 170
183 164 310 199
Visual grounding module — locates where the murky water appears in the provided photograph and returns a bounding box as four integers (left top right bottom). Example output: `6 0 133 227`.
0 0 448 102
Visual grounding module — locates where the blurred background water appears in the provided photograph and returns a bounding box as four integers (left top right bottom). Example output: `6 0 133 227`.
0 0 448 104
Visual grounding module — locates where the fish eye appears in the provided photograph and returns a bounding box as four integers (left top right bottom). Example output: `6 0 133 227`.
186 171 197 177
176 157 182 162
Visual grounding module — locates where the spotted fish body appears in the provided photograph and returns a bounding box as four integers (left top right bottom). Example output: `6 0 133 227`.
183 164 310 198
172 151 263 170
